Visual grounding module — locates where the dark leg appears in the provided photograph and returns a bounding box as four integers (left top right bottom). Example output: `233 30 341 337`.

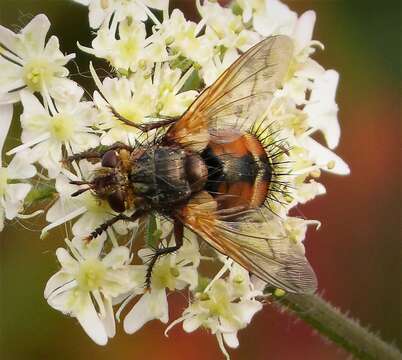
109 106 178 132
145 219 184 289
64 142 133 165
85 210 145 241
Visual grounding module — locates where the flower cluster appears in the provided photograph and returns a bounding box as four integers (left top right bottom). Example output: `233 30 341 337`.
0 0 349 358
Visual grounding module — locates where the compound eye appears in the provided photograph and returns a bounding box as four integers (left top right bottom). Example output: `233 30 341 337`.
102 150 118 168
108 190 126 213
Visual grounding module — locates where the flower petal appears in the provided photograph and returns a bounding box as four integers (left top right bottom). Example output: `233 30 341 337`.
102 246 130 268
102 296 116 338
293 10 316 52
76 293 108 346
123 289 168 334
222 332 239 349
182 316 202 333
20 90 48 117
6 154 36 179
232 300 263 325
44 271 74 298
4 183 31 219
56 247 79 273
0 24 17 53
302 136 350 175
0 104 13 161
20 14 51 52
305 70 341 149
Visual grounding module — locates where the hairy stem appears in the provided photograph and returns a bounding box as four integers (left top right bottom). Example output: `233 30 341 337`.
271 292 401 360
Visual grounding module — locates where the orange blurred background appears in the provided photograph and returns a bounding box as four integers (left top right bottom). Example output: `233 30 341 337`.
0 1 400 359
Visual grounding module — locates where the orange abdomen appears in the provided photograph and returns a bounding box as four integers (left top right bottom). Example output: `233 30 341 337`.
201 130 271 210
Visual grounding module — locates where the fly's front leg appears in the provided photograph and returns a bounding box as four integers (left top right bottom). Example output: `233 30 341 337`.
145 219 184 289
63 142 133 165
85 210 146 242
109 106 179 132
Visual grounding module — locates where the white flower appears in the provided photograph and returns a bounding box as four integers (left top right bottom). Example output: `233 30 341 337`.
304 70 341 149
75 0 169 29
0 0 351 351
200 48 239 86
159 9 214 66
42 164 131 238
237 0 297 37
301 136 350 175
0 103 13 165
283 217 320 244
93 74 157 145
8 89 99 177
280 11 325 104
45 237 132 345
0 155 36 231
152 63 198 116
197 0 260 52
166 273 263 360
123 236 200 334
0 14 75 108
92 64 197 145
80 18 168 72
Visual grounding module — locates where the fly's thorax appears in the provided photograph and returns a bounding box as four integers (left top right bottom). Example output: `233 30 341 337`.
129 146 207 208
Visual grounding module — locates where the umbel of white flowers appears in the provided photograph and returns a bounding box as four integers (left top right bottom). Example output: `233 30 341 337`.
0 0 349 358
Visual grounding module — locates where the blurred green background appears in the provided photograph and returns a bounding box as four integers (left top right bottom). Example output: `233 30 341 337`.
0 1 400 359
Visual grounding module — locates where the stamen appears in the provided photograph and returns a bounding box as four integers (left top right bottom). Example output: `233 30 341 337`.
164 314 191 337
64 238 84 262
7 84 27 93
195 17 207 36
138 2 161 26
89 62 112 105
17 209 44 219
174 67 194 94
0 41 22 60
41 206 87 239
115 291 139 322
93 289 106 317
6 132 51 156
42 84 58 116
216 332 231 360
204 258 233 293
106 228 119 248
0 51 23 67
46 279 78 300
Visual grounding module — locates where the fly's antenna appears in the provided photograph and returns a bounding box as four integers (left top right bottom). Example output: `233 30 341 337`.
69 180 93 197
71 188 91 197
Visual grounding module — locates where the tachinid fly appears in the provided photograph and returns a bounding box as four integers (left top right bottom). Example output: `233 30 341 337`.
67 35 317 294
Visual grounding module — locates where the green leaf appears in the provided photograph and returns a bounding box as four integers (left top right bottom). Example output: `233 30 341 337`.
179 68 203 93
24 183 56 206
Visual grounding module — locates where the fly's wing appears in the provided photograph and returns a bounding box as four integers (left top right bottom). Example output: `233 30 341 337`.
178 192 317 294
165 35 294 152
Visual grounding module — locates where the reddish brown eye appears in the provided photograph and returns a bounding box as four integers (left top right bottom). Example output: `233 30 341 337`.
108 190 126 213
102 150 118 168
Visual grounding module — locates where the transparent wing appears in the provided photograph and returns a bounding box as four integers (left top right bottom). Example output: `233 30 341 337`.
165 35 294 151
178 192 317 294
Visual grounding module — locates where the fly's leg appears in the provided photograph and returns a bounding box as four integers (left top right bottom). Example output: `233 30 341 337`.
109 106 178 132
85 210 145 242
63 142 133 165
145 219 183 289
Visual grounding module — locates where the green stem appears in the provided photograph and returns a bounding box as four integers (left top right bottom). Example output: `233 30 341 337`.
271 292 401 360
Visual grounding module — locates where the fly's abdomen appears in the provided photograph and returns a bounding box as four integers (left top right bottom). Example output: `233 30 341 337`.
201 130 272 210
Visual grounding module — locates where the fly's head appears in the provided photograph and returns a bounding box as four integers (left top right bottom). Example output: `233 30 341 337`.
71 149 134 213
